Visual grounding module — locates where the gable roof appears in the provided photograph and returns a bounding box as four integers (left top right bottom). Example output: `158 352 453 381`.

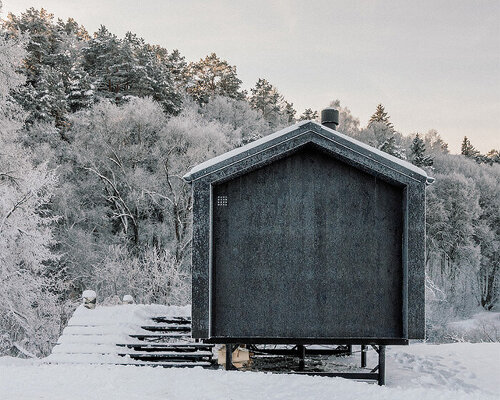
183 120 429 184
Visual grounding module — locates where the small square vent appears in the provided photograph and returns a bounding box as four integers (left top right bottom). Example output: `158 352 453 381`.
217 195 228 206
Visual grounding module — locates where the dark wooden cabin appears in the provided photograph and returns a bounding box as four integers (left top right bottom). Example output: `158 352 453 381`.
183 116 430 347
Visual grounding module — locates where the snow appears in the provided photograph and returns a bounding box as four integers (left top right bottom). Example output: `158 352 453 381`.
0 343 498 400
183 120 428 181
123 294 134 303
448 311 500 332
82 290 96 299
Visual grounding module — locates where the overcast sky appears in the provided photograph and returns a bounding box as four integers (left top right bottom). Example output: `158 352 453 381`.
3 0 499 153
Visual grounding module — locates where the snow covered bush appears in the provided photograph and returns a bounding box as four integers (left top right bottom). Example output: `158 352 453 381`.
86 245 190 306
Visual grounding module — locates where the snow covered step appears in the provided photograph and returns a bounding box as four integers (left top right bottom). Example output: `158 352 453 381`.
47 304 216 368
118 351 213 358
46 353 125 364
63 325 140 335
129 333 191 340
140 325 191 332
52 343 119 354
115 361 212 368
117 343 214 350
46 358 212 368
57 334 131 345
151 316 191 324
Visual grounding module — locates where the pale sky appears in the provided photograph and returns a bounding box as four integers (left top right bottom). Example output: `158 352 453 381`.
3 0 499 153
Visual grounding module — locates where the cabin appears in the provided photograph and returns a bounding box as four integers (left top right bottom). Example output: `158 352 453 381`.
183 109 430 353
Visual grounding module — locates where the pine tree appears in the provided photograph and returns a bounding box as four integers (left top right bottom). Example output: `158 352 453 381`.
485 149 500 164
410 133 433 167
249 78 295 128
369 103 394 131
299 108 318 121
282 101 296 124
2 8 89 126
185 53 243 104
67 63 96 112
461 136 480 158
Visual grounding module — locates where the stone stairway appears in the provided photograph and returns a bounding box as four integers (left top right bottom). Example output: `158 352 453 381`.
46 305 215 368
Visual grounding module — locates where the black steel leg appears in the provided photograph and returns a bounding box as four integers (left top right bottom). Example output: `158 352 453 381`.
347 345 352 356
225 344 235 370
361 345 367 368
297 345 305 370
378 345 386 386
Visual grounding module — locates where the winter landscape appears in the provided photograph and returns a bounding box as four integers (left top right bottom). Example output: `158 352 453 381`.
0 1 499 399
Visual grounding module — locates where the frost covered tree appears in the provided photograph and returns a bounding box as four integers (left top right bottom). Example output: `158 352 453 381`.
0 26 64 357
426 154 500 315
365 104 405 158
461 136 480 158
424 129 449 156
249 78 296 129
485 149 500 164
185 53 243 104
426 170 482 312
58 97 233 293
299 108 318 121
368 103 394 131
2 8 89 126
200 95 272 145
81 27 181 114
409 133 433 167
328 99 361 138
360 121 406 158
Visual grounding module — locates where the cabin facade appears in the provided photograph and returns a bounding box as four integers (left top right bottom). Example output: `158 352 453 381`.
183 117 430 346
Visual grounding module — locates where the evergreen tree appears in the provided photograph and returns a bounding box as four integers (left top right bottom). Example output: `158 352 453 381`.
299 108 318 121
185 53 243 104
410 133 433 167
249 78 295 129
366 104 406 158
67 63 95 112
461 136 480 158
2 8 90 125
166 49 187 88
81 27 180 113
368 103 394 131
282 101 296 124
486 149 500 164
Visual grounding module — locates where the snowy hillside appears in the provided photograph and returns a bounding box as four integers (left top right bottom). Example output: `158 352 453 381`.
1 342 498 399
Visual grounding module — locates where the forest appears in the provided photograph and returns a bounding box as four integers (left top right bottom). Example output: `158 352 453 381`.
0 7 498 357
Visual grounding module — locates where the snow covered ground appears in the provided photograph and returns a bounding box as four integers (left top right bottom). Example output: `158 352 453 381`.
0 342 498 400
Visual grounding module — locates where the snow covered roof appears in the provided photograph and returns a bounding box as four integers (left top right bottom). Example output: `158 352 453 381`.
183 120 428 183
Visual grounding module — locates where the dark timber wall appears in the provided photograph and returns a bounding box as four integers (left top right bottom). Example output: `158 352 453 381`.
212 146 404 338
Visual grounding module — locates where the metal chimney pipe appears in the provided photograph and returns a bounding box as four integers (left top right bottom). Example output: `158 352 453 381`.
321 108 339 130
